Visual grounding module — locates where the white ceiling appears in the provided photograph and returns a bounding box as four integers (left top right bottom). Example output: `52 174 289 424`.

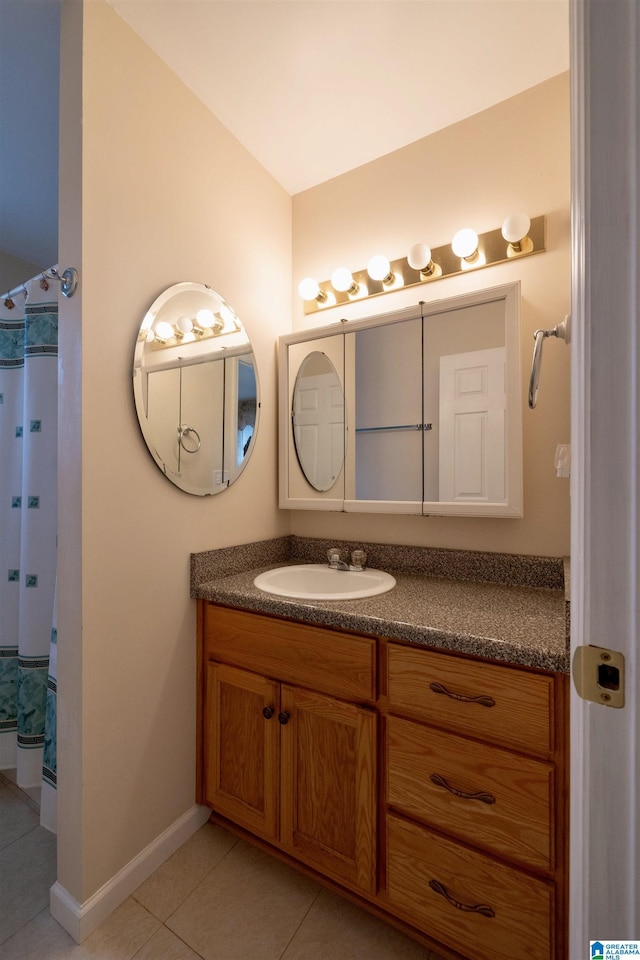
108 0 569 195
0 0 569 287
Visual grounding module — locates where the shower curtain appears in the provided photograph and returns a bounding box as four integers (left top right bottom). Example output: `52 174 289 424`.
0 273 58 833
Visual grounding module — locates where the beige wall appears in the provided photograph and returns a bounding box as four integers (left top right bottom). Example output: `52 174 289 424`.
291 74 571 557
58 0 290 904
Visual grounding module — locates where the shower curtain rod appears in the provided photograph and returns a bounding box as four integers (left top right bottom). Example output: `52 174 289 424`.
1 265 78 301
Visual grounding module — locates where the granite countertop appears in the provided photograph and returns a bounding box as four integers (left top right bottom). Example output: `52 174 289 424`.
191 536 570 674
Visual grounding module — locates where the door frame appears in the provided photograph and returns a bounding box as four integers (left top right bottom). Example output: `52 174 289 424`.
569 0 640 950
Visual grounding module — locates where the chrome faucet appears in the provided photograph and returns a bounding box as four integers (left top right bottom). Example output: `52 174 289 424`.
327 548 367 571
327 548 349 570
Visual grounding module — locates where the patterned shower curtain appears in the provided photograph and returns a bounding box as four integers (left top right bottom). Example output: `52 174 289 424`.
0 273 58 834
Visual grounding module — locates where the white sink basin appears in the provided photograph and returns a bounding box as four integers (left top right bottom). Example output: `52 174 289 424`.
253 564 396 601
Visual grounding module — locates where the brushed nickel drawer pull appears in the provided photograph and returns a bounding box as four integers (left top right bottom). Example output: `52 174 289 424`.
428 879 495 918
430 773 496 804
429 682 496 708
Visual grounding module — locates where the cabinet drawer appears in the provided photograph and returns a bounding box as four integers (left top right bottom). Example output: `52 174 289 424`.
387 644 554 755
387 716 554 872
387 813 554 960
205 605 376 701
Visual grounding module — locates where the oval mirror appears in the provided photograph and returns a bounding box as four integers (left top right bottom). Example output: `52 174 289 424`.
292 350 344 491
132 282 259 496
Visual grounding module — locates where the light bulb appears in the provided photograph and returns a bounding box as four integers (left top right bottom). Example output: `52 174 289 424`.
218 304 234 326
145 329 156 343
367 254 394 284
176 316 193 335
155 321 174 341
502 212 531 253
331 267 358 295
501 212 530 244
407 243 433 273
298 277 324 301
141 310 155 332
452 228 479 261
196 308 216 328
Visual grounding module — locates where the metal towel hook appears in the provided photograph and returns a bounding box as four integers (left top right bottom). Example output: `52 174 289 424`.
528 314 570 409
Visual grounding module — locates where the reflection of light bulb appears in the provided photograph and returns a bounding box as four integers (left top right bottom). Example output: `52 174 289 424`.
196 309 216 328
176 316 193 335
298 277 326 302
452 228 479 261
155 321 174 341
145 329 156 343
367 254 394 284
331 267 358 295
219 304 235 326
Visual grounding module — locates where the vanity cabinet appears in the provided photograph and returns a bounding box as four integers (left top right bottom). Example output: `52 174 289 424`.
198 603 568 960
202 604 377 895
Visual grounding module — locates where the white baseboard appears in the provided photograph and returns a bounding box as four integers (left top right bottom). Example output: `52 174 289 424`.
50 803 211 943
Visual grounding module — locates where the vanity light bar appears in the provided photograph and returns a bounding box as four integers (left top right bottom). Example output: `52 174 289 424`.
300 215 545 315
140 313 242 351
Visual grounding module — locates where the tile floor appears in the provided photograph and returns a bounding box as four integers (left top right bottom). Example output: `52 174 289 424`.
0 774 445 960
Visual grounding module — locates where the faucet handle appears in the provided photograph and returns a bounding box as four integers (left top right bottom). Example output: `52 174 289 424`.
327 547 342 565
350 549 367 570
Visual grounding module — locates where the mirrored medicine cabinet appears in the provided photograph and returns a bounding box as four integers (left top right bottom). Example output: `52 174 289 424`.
133 282 259 496
279 282 523 517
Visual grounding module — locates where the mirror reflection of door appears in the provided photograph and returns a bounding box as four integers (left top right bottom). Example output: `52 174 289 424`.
292 351 344 491
145 352 258 492
147 361 225 489
423 298 506 502
438 347 506 503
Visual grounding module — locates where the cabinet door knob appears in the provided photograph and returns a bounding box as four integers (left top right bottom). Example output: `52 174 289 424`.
429 681 496 708
262 707 274 720
430 772 496 805
428 879 495 918
277 711 290 725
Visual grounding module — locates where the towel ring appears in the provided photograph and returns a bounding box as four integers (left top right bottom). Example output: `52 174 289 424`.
528 314 570 409
178 425 201 454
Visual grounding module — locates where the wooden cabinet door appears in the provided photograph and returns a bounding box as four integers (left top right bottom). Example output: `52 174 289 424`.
279 684 377 894
205 662 279 841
